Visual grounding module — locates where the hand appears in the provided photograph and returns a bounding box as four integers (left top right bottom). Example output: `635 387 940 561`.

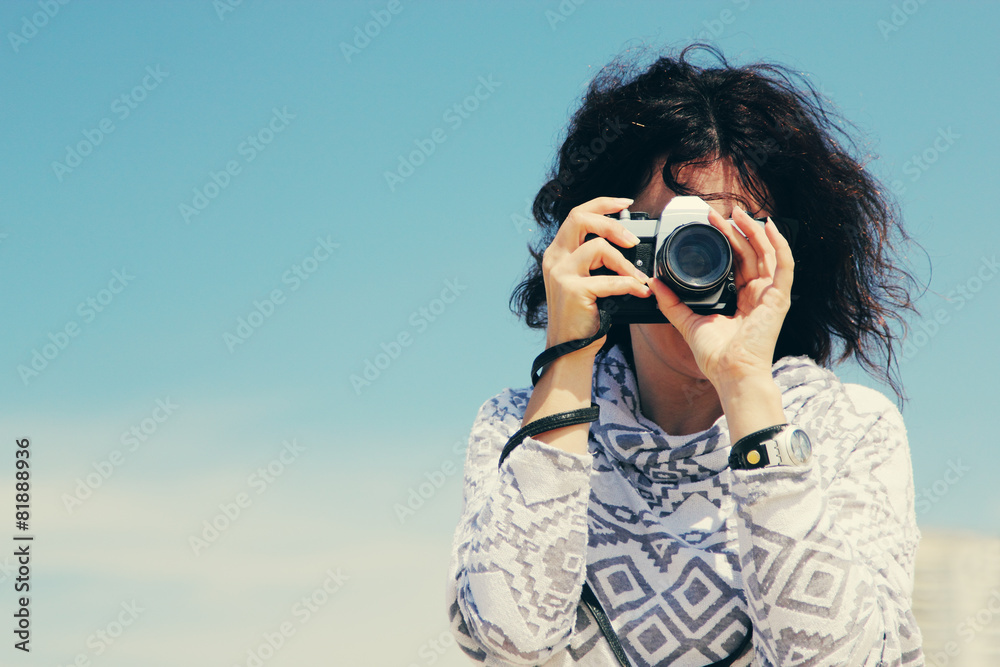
648 205 794 387
541 197 653 352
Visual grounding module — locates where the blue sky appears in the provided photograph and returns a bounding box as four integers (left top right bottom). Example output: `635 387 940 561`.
1 1 997 665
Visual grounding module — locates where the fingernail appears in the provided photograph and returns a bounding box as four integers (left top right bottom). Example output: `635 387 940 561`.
625 230 641 245
618 198 634 204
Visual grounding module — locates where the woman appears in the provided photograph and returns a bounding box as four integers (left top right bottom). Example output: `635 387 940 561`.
447 45 924 667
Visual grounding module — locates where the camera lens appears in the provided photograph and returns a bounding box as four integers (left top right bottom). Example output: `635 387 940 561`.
656 224 732 297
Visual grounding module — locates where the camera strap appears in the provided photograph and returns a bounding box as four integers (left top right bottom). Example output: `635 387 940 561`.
497 403 601 468
530 307 614 386
500 307 612 466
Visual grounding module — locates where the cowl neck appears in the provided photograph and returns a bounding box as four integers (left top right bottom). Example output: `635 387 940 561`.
589 345 833 483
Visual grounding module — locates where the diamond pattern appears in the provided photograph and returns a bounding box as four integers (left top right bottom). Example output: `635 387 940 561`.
775 549 851 619
590 555 654 618
663 558 733 632
621 606 685 666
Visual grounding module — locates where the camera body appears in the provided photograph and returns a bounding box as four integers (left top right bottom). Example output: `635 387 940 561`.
595 196 738 322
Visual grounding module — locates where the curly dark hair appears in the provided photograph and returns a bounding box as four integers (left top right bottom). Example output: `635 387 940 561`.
511 44 919 402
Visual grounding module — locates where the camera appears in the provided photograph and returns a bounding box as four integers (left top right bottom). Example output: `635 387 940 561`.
595 196 742 322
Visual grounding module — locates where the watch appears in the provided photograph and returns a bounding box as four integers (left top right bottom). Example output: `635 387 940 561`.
729 424 813 470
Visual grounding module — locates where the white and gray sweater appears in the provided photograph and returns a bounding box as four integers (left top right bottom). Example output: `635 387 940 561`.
446 346 924 666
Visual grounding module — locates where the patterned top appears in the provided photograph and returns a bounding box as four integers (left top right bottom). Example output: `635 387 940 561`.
446 346 925 666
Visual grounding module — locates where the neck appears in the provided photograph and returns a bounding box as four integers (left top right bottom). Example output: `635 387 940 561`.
629 340 724 437
637 373 724 436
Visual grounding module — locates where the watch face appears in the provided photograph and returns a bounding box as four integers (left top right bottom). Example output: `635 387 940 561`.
789 429 812 464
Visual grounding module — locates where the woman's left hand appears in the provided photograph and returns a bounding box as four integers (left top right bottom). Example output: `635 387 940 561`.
649 205 794 388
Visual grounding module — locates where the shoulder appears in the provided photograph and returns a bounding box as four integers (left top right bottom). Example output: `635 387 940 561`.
841 383 905 428
774 357 911 476
774 355 907 446
774 356 902 420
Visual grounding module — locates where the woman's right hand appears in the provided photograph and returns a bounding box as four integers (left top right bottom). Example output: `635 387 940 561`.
541 197 653 352
522 196 649 451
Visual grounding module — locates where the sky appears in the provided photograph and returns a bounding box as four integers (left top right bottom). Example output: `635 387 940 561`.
0 1 998 665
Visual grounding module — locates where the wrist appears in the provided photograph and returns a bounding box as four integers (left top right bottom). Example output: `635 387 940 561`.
540 346 598 390
523 348 596 456
527 347 596 409
716 373 786 443
714 367 776 397
546 326 606 353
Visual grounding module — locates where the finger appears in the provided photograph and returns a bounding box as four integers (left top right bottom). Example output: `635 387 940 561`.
732 205 776 276
583 274 654 300
707 208 757 281
648 277 698 337
575 195 636 215
765 218 795 295
576 237 649 283
553 197 638 252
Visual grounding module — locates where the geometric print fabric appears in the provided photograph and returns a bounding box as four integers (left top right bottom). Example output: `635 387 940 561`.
447 345 924 666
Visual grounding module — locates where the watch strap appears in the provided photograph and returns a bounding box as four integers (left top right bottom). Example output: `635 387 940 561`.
729 424 787 470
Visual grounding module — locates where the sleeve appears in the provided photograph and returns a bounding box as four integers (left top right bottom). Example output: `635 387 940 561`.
446 389 595 666
728 386 924 667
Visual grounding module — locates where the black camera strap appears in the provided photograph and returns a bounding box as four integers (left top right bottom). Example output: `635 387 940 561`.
580 582 633 667
530 307 614 386
497 404 601 468
498 306 754 666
